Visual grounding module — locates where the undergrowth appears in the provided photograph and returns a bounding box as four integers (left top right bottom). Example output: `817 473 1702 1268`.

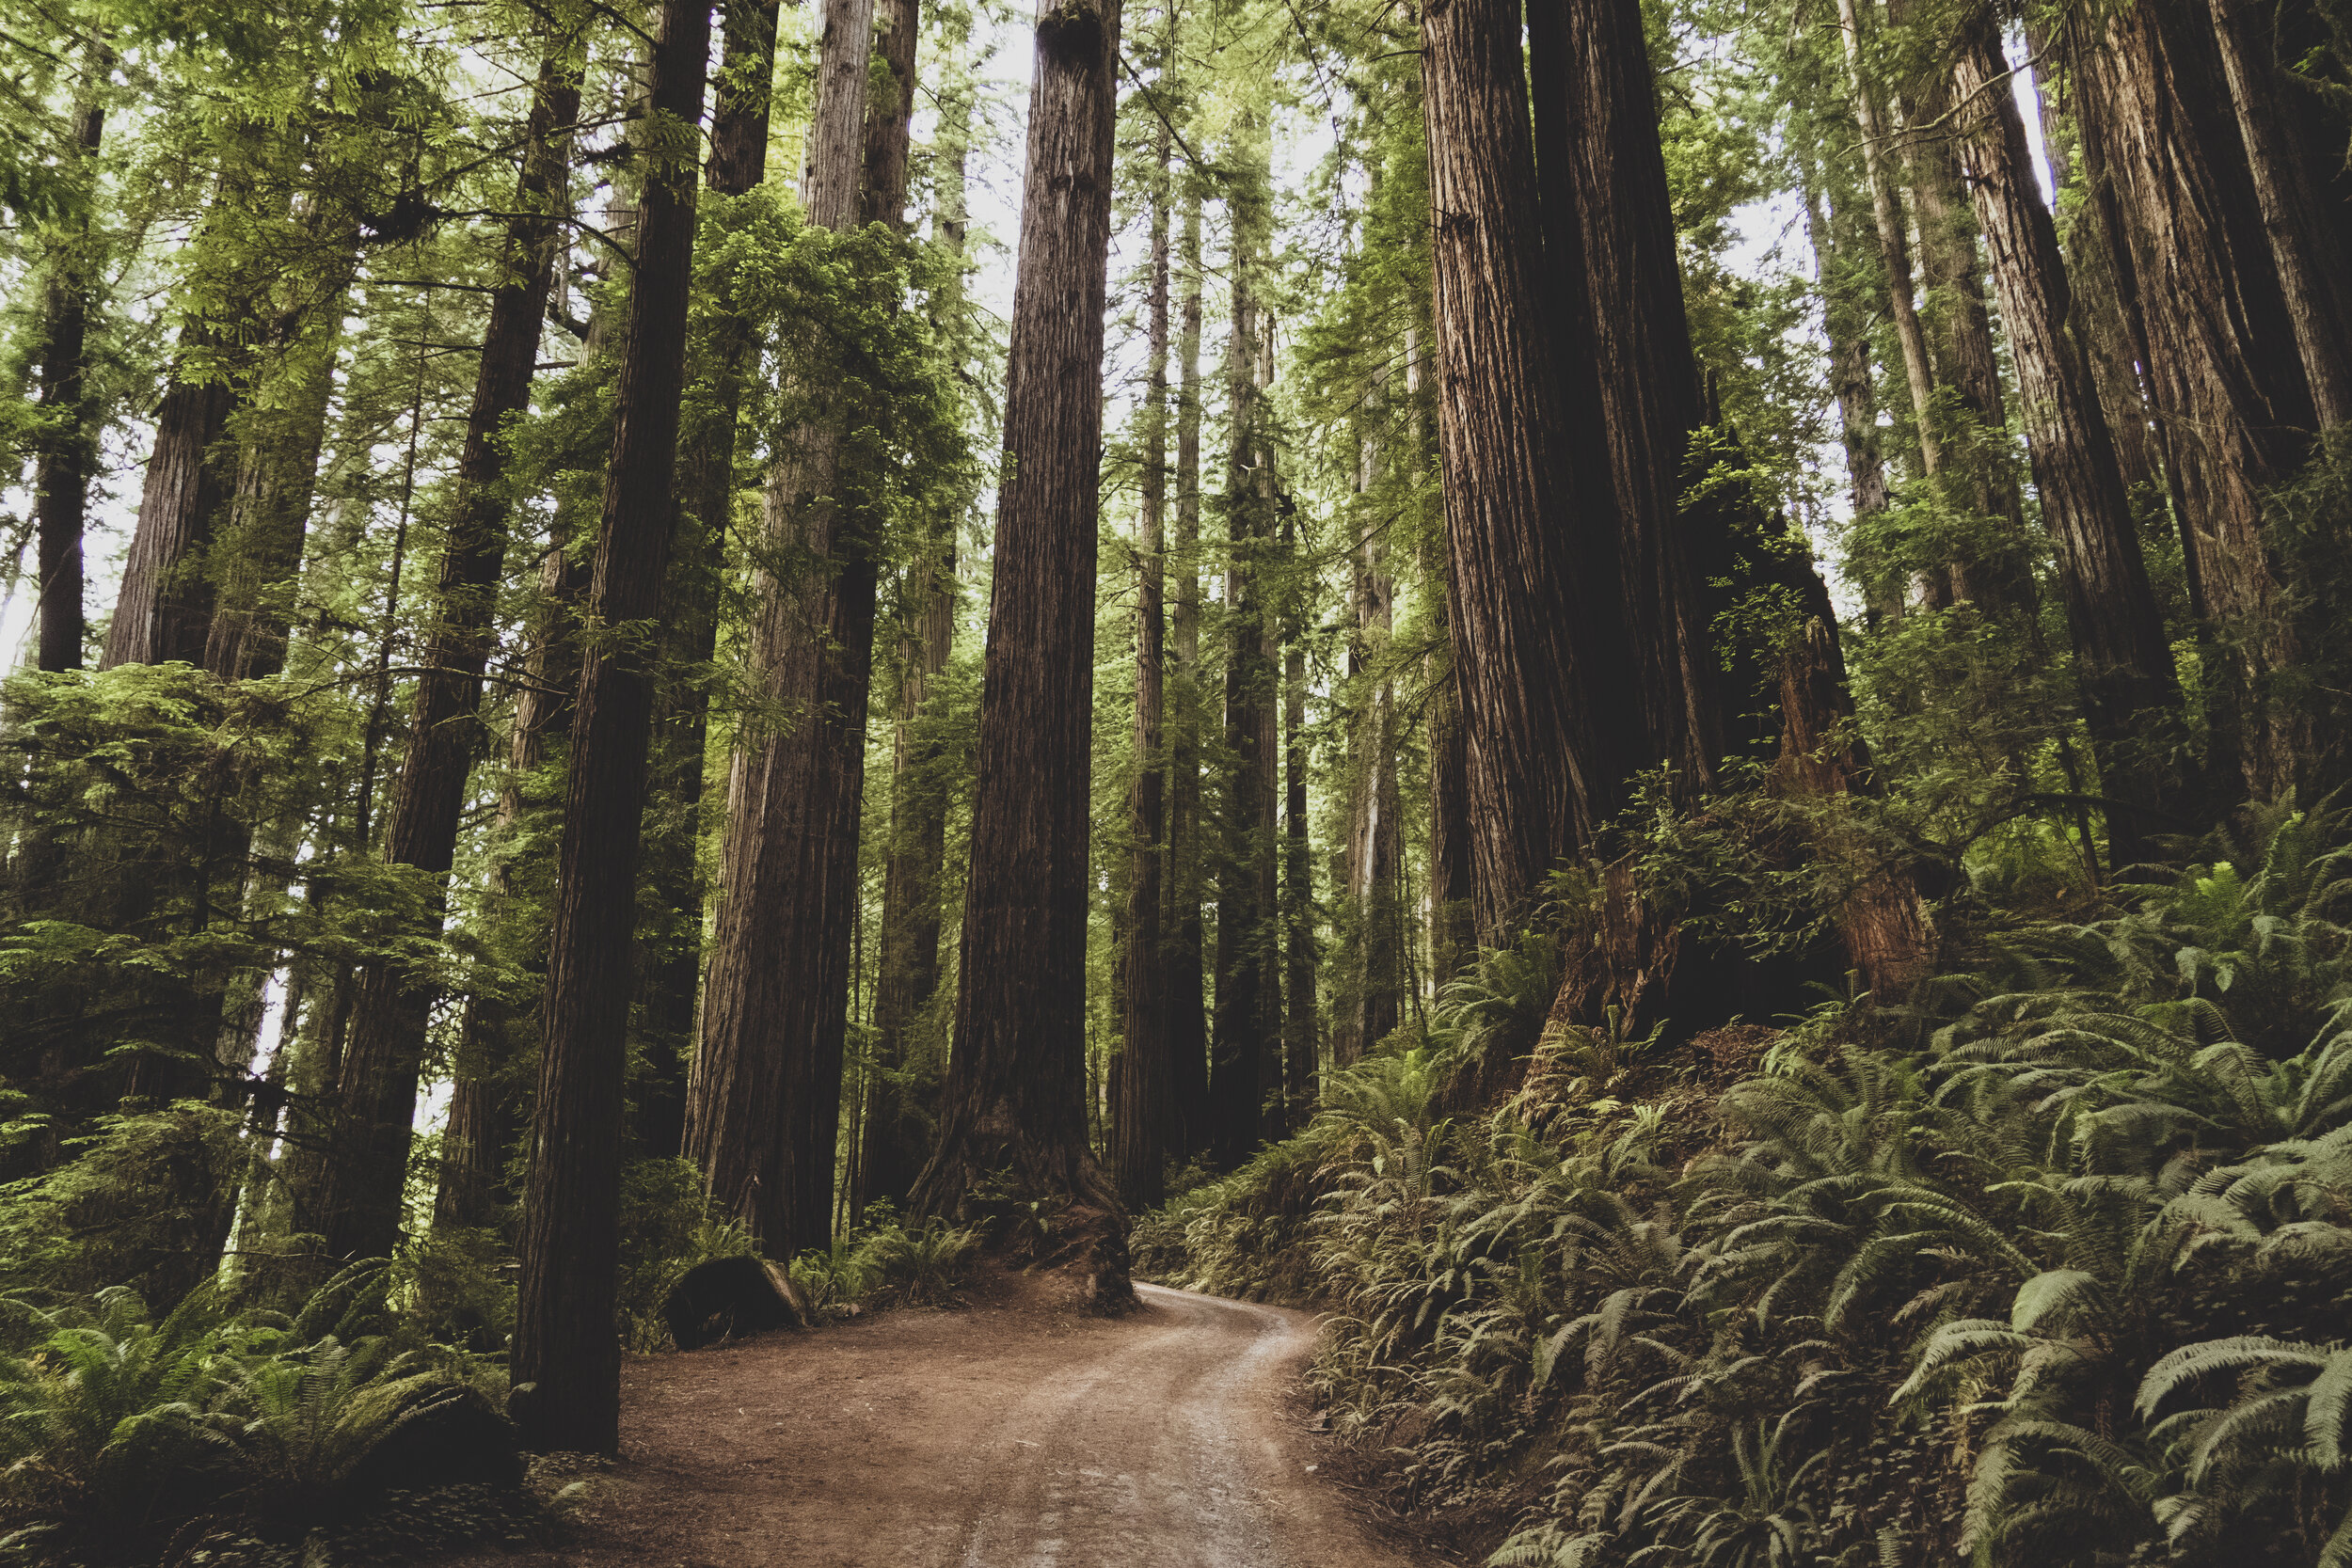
0 1261 528 1567
1137 798 2352 1567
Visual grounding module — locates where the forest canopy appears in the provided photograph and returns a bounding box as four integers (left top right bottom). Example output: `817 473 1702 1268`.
4 0 2352 1561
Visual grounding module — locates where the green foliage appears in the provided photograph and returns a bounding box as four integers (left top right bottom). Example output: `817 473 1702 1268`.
787 1208 981 1318
615 1159 757 1354
1139 802 2352 1567
0 1264 521 1565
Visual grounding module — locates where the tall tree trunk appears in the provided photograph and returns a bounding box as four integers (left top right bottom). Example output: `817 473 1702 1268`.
1113 118 1173 1210
1905 126 2034 613
862 15 973 1214
1164 183 1211 1156
103 325 240 669
1953 18 2184 864
1421 0 1627 940
1412 319 1474 989
514 0 711 1454
690 0 889 1258
1334 383 1400 1069
1530 0 1722 779
201 312 342 681
1281 601 1315 1126
437 533 588 1233
907 0 1132 1311
634 0 783 1164
2072 0 2315 800
1798 175 1896 620
1830 0 1944 489
30 93 103 674
2206 0 2352 429
1772 570 1938 993
310 51 580 1266
1210 129 1279 1164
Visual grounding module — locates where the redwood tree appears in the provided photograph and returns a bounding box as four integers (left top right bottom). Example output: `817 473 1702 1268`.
907 0 1132 1308
1954 14 2184 863
1421 0 1630 940
29 90 103 674
690 0 897 1258
310 44 581 1265
1113 115 1174 1208
513 0 713 1454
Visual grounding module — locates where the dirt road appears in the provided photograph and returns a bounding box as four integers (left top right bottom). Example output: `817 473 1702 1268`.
460 1274 1433 1568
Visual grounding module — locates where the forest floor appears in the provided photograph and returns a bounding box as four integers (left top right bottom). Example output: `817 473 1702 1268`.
440 1267 1446 1567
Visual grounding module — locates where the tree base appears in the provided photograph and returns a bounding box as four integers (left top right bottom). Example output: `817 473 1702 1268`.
912 1138 1136 1313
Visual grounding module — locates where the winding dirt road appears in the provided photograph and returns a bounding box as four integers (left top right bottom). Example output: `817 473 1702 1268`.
460 1274 1433 1568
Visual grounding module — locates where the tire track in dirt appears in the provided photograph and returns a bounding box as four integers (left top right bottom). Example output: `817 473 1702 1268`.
442 1273 1432 1568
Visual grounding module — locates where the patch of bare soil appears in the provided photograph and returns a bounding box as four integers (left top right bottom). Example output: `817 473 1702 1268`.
440 1268 1439 1567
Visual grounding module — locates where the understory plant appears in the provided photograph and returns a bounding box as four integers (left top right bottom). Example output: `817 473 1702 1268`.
0 1262 526 1566
1140 800 2352 1567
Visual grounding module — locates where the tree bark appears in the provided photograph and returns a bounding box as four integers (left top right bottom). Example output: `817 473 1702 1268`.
102 326 240 669
200 310 342 681
1113 118 1173 1209
1421 0 1627 941
1164 182 1211 1157
1953 18 2184 863
1905 123 2034 613
690 0 884 1259
863 18 973 1215
2206 0 2352 430
1772 569 1938 995
1830 0 1944 487
907 0 1132 1311
437 533 587 1235
1797 174 1896 617
513 0 711 1455
1334 379 1400 1069
2072 0 2315 800
635 0 783 1165
1530 0 1722 780
1281 602 1316 1127
311 51 580 1266
30 94 103 673
1210 128 1279 1164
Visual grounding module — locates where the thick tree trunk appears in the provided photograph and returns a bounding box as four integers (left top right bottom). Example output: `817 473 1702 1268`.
1906 128 2034 613
1530 0 1721 780
1210 136 1279 1164
690 0 892 1259
1164 186 1211 1156
1416 310 1474 989
102 327 240 670
1422 0 1631 940
513 0 710 1455
862 23 971 1215
1954 20 2184 864
907 0 1131 1311
30 96 103 673
635 0 783 1165
311 54 579 1265
1775 585 1939 996
2206 0 2352 429
2073 0 2314 800
863 0 919 228
1113 119 1173 1210
436 534 586 1235
862 546 956 1212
